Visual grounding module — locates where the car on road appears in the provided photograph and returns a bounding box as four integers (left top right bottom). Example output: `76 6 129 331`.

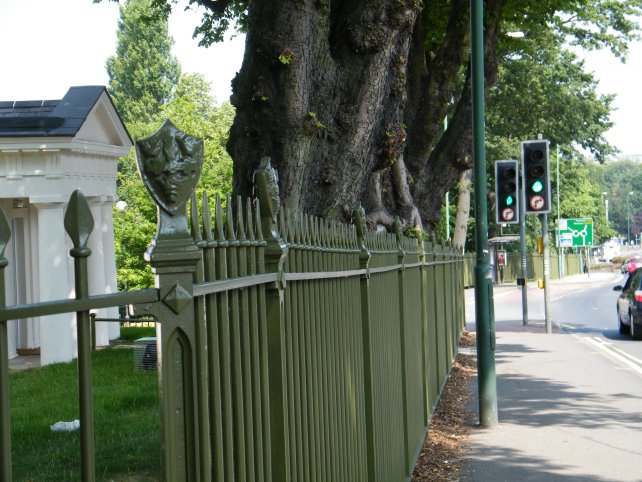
614 268 642 339
621 256 642 274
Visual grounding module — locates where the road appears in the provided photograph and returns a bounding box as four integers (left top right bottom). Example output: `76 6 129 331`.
473 271 642 379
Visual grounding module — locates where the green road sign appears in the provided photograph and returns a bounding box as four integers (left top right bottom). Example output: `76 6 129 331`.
558 218 593 247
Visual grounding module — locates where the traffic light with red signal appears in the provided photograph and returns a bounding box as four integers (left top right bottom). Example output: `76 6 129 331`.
495 160 519 224
522 140 551 214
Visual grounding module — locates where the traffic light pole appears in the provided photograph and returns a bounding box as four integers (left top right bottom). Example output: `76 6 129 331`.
471 0 498 428
520 181 528 326
541 214 552 333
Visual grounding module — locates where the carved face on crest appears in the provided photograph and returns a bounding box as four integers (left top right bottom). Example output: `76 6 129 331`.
135 120 203 215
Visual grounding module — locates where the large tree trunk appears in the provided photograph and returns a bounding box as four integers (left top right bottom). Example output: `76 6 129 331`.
227 0 504 234
229 0 421 224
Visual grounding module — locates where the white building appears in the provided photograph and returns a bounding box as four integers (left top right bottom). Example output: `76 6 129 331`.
0 86 132 366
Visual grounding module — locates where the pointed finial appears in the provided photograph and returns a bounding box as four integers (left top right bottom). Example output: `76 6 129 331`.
64 190 94 257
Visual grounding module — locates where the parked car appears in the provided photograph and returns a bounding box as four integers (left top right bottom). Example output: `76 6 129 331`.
622 256 642 274
613 268 642 339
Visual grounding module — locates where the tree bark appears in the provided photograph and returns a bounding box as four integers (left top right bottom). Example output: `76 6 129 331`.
229 0 420 221
453 169 472 249
227 0 504 234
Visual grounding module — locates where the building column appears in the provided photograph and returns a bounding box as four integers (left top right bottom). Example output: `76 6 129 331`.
33 202 75 366
87 199 114 347
101 199 120 341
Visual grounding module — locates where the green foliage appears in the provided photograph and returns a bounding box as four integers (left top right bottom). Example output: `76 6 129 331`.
500 1 642 60
488 45 615 161
106 1 235 289
11 349 160 481
115 83 235 290
148 0 249 46
594 160 642 239
105 0 181 123
118 326 157 340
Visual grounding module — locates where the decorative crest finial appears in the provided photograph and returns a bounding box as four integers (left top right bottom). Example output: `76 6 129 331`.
135 120 203 216
255 157 281 225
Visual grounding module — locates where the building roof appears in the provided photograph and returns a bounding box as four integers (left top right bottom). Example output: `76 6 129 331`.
0 86 131 142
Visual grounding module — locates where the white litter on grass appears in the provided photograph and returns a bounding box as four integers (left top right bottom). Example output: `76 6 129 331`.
50 420 80 432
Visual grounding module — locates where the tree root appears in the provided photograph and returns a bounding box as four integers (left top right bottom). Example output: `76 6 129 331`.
365 158 422 231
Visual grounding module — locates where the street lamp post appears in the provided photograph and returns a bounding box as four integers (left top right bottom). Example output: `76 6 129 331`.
628 191 634 245
601 192 608 226
471 0 498 428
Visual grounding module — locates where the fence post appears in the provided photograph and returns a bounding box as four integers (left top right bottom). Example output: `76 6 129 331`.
134 120 205 481
0 206 11 482
64 191 97 482
393 219 411 474
254 158 290 482
354 204 376 482
418 235 430 426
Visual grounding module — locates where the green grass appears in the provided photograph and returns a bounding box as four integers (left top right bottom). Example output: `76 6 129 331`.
117 326 157 341
10 348 160 481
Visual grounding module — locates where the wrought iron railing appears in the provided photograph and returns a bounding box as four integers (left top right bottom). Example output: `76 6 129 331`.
0 122 465 482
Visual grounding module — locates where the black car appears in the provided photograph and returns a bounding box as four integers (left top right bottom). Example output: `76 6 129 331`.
614 268 642 340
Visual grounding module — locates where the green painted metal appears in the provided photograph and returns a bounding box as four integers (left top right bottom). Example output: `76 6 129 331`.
134 121 205 481
189 194 212 482
0 289 158 322
0 130 468 482
471 0 498 428
0 205 11 482
255 158 291 482
64 190 96 482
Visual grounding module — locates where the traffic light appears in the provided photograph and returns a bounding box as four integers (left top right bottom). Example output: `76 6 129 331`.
522 140 551 214
495 160 519 224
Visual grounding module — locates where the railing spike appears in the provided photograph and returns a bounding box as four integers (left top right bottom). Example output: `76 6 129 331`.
295 211 302 246
341 224 348 250
255 200 265 241
64 190 94 252
246 198 255 241
215 194 225 241
202 192 214 242
323 219 331 249
190 193 202 243
225 195 236 240
285 208 301 244
303 213 311 247
236 195 246 241
279 209 287 243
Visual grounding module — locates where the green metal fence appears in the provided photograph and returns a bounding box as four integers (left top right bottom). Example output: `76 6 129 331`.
463 252 582 287
0 123 465 481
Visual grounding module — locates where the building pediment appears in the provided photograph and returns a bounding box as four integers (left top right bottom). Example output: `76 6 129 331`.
75 91 131 148
0 86 131 199
0 86 132 155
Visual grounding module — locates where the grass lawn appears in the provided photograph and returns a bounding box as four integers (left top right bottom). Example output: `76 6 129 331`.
10 347 160 481
117 326 156 342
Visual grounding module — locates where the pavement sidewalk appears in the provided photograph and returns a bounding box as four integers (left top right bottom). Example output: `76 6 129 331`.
461 272 642 481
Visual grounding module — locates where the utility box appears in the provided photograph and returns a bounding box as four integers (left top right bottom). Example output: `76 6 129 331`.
133 337 157 371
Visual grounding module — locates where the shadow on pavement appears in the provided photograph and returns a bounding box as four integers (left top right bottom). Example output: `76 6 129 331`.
463 339 642 480
461 445 618 482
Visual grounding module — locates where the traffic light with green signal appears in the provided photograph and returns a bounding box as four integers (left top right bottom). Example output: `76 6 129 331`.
522 140 551 214
495 160 519 224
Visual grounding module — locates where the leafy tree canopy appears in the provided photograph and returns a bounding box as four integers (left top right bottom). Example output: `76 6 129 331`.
104 0 234 289
105 0 181 123
98 0 642 240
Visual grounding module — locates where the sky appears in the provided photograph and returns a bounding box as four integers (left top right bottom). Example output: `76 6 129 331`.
0 0 640 156
0 0 244 104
